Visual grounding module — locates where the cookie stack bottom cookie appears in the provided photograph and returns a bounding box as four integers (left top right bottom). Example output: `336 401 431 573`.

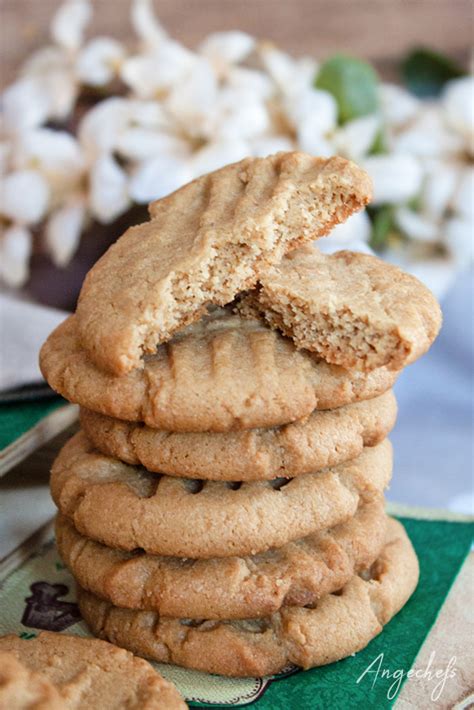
76 519 417 677
50 390 417 677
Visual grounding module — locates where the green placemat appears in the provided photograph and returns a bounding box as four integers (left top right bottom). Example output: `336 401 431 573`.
0 516 472 709
0 399 64 451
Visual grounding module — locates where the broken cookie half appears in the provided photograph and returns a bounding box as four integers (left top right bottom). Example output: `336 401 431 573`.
237 246 442 372
76 152 372 375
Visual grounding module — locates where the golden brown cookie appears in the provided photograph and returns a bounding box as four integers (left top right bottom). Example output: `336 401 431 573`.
80 390 397 480
0 651 63 710
238 247 442 371
75 152 372 375
56 502 387 620
77 519 418 677
40 311 398 433
51 432 392 558
0 632 186 709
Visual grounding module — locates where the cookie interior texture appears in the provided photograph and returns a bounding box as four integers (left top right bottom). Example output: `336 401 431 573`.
0 632 186 709
75 153 372 375
238 246 442 371
77 519 418 677
40 311 398 433
55 502 387 619
51 432 392 558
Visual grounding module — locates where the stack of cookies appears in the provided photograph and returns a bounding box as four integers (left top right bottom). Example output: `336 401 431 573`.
40 152 441 677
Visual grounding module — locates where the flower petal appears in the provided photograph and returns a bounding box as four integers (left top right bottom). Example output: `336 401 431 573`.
117 127 190 162
421 163 459 220
89 154 130 223
379 83 420 127
165 58 219 137
444 215 474 266
394 207 439 243
325 209 372 245
76 37 125 86
0 225 32 287
452 166 474 218
362 154 423 205
199 31 255 69
191 138 250 179
250 135 295 157
121 41 195 98
1 77 51 131
45 200 86 266
442 76 474 154
78 97 130 159
51 0 92 52
131 0 168 47
13 129 85 192
333 114 380 161
129 155 192 203
1 170 50 224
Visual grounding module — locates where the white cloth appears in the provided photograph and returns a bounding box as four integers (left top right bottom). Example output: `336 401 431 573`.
0 295 67 391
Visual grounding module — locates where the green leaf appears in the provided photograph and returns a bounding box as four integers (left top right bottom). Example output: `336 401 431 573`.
315 54 379 124
401 48 466 98
368 205 396 251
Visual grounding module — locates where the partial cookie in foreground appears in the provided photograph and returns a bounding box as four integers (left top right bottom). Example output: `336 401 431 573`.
40 311 398 433
51 432 392 558
80 390 397 480
78 519 418 677
56 502 387 619
238 247 442 371
0 651 63 710
75 152 372 375
0 632 186 709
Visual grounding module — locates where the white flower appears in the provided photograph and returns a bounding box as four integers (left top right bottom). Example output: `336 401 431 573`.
250 135 294 157
215 89 270 140
286 87 337 157
131 0 168 48
1 170 50 224
226 66 273 100
321 210 372 249
76 37 125 86
332 114 380 161
120 41 195 98
394 207 438 242
421 163 459 219
51 0 92 52
191 138 250 179
45 199 86 266
259 44 316 95
165 58 219 137
451 166 474 218
129 155 192 203
379 83 420 128
13 129 85 199
1 77 52 131
199 31 255 74
444 216 473 266
0 225 32 287
78 97 131 159
362 153 423 205
116 128 189 162
442 76 474 155
89 155 130 223
394 105 464 158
